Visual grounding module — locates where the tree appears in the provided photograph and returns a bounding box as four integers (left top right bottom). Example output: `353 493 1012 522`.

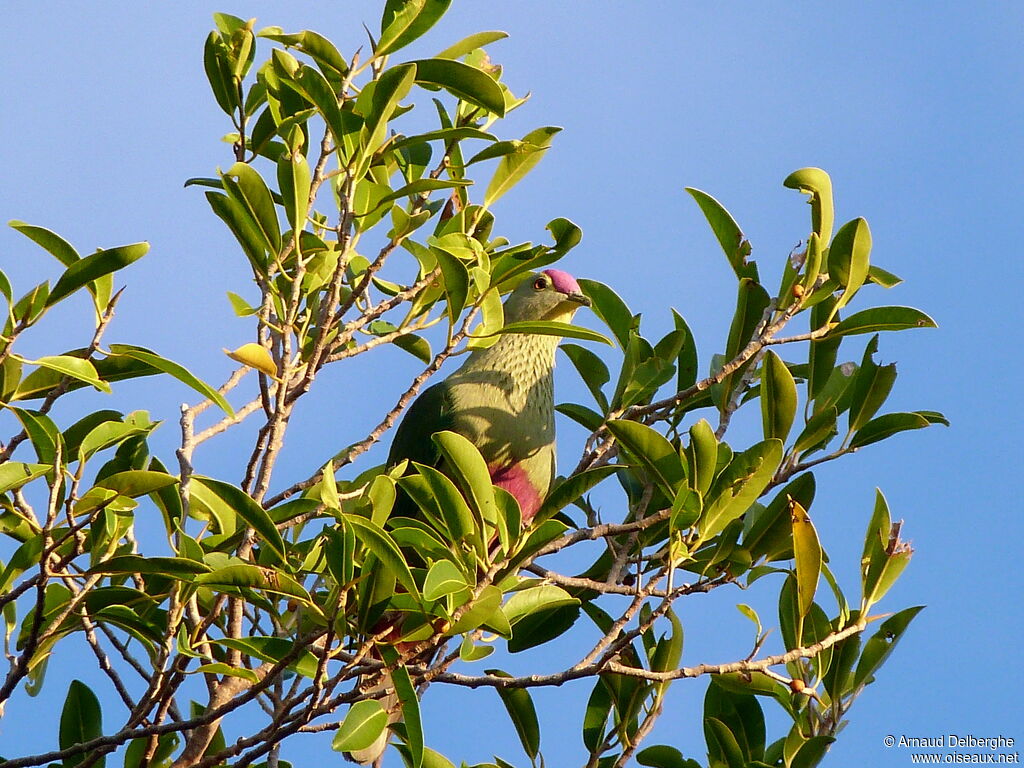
0 5 945 767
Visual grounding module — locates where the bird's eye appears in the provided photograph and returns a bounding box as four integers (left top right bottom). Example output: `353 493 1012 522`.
533 276 548 290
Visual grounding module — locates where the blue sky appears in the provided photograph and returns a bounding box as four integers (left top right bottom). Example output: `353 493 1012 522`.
1 2 1022 766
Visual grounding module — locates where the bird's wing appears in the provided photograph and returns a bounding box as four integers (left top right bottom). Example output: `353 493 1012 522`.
386 381 456 470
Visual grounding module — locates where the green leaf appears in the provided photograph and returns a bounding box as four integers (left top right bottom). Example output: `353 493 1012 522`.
502 585 578 626
95 470 177 498
868 264 902 288
793 406 839 455
535 466 618 525
0 461 50 494
679 427 714 503
432 245 469 323
636 745 693 768
204 191 268 274
193 662 260 683
78 416 151 462
432 431 500 545
486 320 611 346
825 306 937 338
378 0 452 56
362 63 417 155
345 513 422 601
192 477 286 564
123 734 179 768
606 420 686 499
215 636 320 678
204 31 237 115
392 332 432 363
224 162 281 253
9 221 114 312
783 167 834 246
485 669 541 760
259 29 348 77
853 606 923 689
672 309 699 395
507 601 578 652
850 412 932 449
47 243 148 307
790 499 821 618
704 682 766 766
448 584 502 634
423 559 468 601
827 217 871 320
847 336 897 435
578 279 633 350
107 345 233 416
760 350 797 442
10 407 60 465
283 64 361 159
685 187 756 280
366 178 473 217
484 127 560 206
60 679 104 768
720 278 771 407
9 220 80 267
555 402 604 432
464 140 525 166
743 473 815 562
435 31 508 59
412 58 506 116
650 607 684 673
87 555 212 577
380 647 423 768
277 150 311 233
19 355 110 394
412 463 476 545
701 440 783 540
704 717 746 768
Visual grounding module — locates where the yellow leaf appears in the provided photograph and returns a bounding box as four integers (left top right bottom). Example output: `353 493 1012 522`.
225 343 278 379
790 497 822 620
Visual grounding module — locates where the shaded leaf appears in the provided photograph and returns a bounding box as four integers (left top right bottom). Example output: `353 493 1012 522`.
850 412 932 449
760 350 796 442
59 679 104 768
346 514 422 601
853 606 923 689
485 669 541 759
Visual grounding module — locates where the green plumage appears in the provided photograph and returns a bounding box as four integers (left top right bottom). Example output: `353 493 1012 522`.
387 269 590 522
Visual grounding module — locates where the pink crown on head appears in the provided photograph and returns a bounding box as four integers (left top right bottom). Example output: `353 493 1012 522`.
542 268 582 295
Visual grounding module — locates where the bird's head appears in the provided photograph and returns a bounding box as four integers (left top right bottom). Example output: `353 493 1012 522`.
504 269 591 323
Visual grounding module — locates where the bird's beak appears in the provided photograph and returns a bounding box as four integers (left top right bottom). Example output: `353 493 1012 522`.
564 291 591 307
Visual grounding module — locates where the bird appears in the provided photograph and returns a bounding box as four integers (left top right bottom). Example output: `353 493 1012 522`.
347 268 590 765
386 267 591 524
